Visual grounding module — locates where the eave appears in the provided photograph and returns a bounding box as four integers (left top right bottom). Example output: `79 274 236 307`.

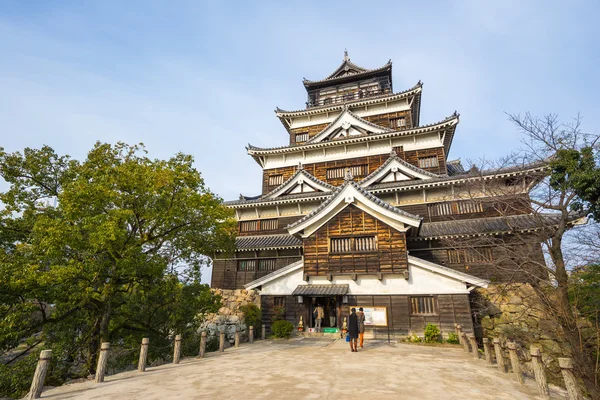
302 60 392 90
275 82 422 121
247 113 458 166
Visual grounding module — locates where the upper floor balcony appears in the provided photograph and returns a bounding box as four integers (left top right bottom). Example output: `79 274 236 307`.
306 84 392 108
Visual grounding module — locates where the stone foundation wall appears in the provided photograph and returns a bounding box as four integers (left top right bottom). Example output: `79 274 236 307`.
200 289 260 345
473 283 569 385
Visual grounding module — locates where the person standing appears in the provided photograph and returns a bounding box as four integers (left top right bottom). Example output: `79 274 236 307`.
357 307 365 348
348 308 359 352
313 304 324 332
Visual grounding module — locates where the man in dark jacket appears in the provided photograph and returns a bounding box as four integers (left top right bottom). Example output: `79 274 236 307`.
348 308 359 352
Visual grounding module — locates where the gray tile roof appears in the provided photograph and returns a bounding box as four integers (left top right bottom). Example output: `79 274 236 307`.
359 151 440 185
235 234 302 250
287 180 421 231
261 168 335 199
306 108 393 144
303 59 391 85
247 113 459 153
418 214 563 238
292 284 349 296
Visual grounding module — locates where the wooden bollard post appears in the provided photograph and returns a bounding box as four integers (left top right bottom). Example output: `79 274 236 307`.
507 342 523 384
461 333 470 353
530 347 549 399
249 326 254 343
469 336 479 359
28 349 52 399
95 342 110 383
482 338 492 365
173 334 182 364
199 331 206 358
138 338 149 372
456 324 463 345
493 338 506 373
219 330 225 352
234 328 240 348
558 358 584 400
262 324 266 340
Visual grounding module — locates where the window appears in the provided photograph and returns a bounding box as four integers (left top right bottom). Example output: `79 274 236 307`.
447 248 493 264
411 296 437 315
330 236 377 253
418 156 439 169
274 297 285 307
238 260 257 271
326 164 368 179
295 132 309 143
428 201 484 217
258 258 277 272
240 219 278 232
390 117 406 129
268 175 283 186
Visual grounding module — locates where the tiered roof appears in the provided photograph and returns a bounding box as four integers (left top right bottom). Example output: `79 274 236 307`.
302 50 393 90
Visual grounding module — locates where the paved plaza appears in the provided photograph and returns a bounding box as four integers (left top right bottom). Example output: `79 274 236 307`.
40 338 566 400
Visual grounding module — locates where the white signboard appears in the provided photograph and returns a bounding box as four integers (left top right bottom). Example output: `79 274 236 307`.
361 306 388 327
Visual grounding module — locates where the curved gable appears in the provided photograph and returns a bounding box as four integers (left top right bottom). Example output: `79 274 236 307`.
360 152 439 187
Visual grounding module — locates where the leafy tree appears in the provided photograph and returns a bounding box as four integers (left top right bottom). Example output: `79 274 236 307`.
0 142 235 398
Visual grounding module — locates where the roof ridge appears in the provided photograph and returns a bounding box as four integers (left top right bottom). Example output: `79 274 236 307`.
260 168 334 199
359 152 439 185
303 59 392 85
248 112 459 153
287 179 421 231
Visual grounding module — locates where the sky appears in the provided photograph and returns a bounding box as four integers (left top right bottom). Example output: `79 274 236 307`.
1 1 599 281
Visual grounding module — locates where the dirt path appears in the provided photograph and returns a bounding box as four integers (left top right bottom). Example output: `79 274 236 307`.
39 339 566 399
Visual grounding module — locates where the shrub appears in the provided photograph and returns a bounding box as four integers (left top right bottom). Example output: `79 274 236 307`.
424 323 441 343
240 303 262 330
271 320 294 338
408 334 422 343
446 332 460 344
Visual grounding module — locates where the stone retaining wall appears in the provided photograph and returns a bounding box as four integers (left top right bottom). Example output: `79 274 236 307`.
200 289 259 345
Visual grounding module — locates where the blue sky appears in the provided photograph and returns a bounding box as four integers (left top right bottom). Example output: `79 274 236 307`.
1 1 599 201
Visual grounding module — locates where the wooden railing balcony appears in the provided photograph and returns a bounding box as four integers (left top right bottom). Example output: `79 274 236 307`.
306 86 392 108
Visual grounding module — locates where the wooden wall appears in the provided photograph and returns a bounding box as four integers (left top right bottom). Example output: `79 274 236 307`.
287 110 414 146
406 238 547 283
259 294 474 338
398 196 533 223
237 216 302 236
262 153 391 194
303 205 408 276
211 256 302 289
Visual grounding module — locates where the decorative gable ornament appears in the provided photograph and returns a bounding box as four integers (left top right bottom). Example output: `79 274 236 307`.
287 180 422 238
307 108 393 144
263 169 334 200
360 153 439 187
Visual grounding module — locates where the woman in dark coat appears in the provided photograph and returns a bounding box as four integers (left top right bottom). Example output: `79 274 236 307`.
348 308 359 352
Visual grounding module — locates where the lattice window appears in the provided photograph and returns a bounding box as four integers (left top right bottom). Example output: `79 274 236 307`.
428 201 484 217
274 296 285 307
330 236 377 253
295 132 309 143
238 260 257 271
239 219 278 232
326 164 367 179
418 156 439 168
258 258 277 272
390 117 406 129
268 175 283 186
411 296 437 315
447 248 493 264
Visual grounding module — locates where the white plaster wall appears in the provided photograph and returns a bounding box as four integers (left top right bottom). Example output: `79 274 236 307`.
258 263 470 296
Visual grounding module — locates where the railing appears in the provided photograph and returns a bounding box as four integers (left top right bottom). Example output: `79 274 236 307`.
306 86 392 108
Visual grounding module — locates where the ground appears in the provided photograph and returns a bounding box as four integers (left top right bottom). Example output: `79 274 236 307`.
39 338 567 400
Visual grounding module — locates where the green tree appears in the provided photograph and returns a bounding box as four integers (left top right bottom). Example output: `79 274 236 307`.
0 142 235 397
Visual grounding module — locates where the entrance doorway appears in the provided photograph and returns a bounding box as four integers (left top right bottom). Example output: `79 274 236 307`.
309 296 340 329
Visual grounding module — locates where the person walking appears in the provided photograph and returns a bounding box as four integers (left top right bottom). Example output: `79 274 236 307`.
348 308 359 352
313 304 324 332
357 307 365 348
